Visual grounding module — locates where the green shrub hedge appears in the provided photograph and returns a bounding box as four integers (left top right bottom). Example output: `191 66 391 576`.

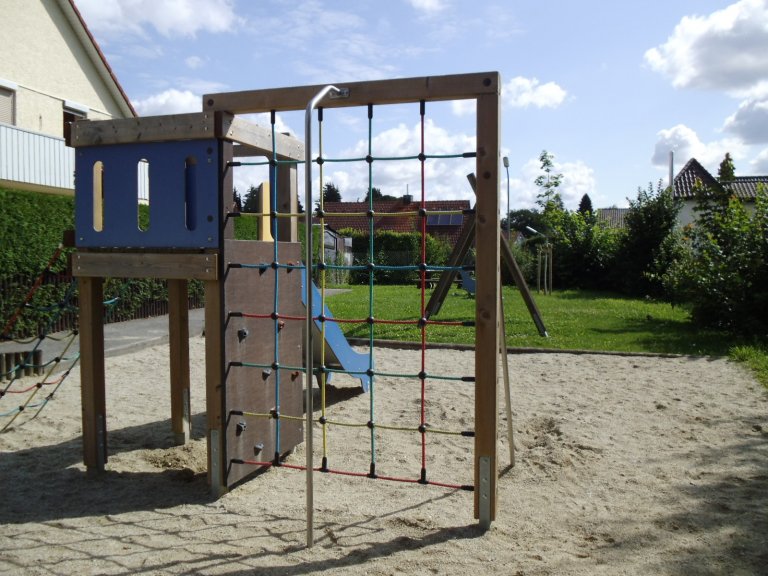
341 229 451 284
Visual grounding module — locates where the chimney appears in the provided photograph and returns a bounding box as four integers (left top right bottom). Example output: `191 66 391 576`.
403 194 413 204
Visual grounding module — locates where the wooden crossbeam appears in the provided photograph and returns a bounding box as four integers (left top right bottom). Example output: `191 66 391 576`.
203 72 500 114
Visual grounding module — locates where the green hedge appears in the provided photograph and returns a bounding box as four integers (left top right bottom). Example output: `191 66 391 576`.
340 229 451 284
0 188 74 276
0 188 205 338
0 188 76 337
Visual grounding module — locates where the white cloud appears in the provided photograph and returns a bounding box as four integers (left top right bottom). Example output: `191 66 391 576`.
502 77 567 109
559 161 596 209
185 56 205 70
316 119 475 202
76 0 240 38
645 0 768 94
723 98 768 143
508 154 595 211
652 123 746 173
451 100 476 117
749 148 768 172
407 0 447 14
132 89 200 115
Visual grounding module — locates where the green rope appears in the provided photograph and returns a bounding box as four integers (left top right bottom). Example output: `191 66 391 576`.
367 105 376 470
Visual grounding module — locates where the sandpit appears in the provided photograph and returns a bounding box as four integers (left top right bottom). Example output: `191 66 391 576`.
1 336 766 575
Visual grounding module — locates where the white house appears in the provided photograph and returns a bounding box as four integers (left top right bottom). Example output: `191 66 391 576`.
0 0 135 195
672 158 766 227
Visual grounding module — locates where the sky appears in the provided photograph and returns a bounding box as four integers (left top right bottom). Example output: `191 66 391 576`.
75 0 768 212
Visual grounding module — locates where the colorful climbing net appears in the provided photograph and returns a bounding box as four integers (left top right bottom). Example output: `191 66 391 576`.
226 100 479 491
0 247 81 432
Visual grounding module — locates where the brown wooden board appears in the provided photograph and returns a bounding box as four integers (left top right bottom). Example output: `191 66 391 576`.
204 72 500 114
72 252 218 280
223 240 304 487
71 113 215 147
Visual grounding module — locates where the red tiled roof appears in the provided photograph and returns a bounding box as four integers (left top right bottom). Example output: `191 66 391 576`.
319 198 471 246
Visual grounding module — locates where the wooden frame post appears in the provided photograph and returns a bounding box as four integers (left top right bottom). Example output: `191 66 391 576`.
474 90 500 528
79 275 107 474
168 279 191 445
277 163 298 242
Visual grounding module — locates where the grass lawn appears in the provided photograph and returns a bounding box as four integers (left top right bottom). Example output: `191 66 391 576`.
323 285 768 386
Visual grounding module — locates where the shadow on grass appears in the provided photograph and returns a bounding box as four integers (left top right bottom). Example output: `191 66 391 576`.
590 316 733 356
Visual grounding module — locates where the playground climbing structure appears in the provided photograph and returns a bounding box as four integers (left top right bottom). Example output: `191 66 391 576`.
69 72 503 544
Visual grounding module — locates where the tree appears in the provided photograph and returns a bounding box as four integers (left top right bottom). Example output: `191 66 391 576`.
505 208 547 235
612 181 682 295
717 152 735 182
232 188 243 211
322 182 342 203
363 187 398 202
534 150 564 214
661 185 768 334
364 187 383 202
546 208 619 289
577 193 593 216
241 185 261 213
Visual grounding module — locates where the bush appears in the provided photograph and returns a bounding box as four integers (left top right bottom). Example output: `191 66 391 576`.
546 209 621 289
503 241 536 286
612 182 681 296
342 230 451 285
661 188 768 335
0 188 75 337
0 188 205 338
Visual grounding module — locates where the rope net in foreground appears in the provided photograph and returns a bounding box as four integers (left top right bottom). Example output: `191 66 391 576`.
227 101 477 491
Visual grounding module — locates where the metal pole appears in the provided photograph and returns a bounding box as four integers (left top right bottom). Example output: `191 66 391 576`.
304 84 343 549
503 156 510 241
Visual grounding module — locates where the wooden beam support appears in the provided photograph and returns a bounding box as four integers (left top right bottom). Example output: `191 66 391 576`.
72 113 304 161
219 115 304 161
500 236 548 337
425 174 477 319
72 113 216 147
474 90 500 527
79 276 107 474
203 72 499 114
277 163 298 242
204 277 225 496
72 252 218 280
168 279 191 445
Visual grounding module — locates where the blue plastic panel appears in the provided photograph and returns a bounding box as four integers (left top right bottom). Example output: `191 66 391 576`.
75 139 220 248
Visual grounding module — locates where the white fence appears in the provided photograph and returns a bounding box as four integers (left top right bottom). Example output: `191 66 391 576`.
0 123 75 190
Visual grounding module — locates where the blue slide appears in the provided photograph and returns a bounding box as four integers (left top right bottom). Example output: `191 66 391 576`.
301 270 371 392
459 269 476 295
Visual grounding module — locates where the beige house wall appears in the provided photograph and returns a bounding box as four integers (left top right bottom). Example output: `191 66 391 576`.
0 0 131 137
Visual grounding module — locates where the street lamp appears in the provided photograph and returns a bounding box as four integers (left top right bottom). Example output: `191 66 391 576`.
502 156 510 240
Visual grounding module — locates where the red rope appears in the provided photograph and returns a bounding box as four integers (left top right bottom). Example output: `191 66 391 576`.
235 459 470 490
238 313 465 326
3 380 55 394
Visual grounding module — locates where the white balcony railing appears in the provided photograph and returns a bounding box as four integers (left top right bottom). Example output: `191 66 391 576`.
0 123 75 190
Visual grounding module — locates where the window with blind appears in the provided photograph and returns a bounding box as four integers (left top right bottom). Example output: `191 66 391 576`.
0 87 15 125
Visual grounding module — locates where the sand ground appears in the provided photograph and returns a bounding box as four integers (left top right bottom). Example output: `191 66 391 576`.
1 335 767 575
